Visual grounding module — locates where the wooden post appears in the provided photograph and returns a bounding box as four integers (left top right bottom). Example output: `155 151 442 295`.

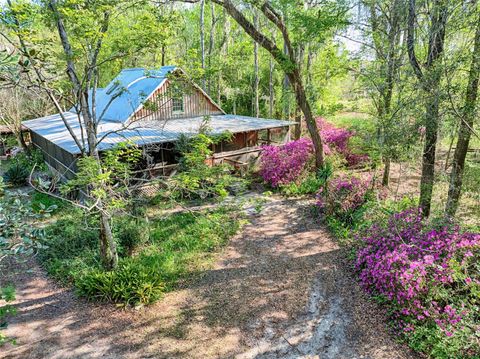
160 148 165 177
267 129 271 144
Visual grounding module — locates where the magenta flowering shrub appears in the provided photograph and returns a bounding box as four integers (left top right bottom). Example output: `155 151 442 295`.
259 119 369 187
316 173 372 224
345 153 370 167
356 208 480 357
317 118 369 167
317 118 352 154
259 138 314 187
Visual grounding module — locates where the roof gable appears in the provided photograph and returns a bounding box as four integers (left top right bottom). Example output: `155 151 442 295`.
74 66 224 123
87 66 176 123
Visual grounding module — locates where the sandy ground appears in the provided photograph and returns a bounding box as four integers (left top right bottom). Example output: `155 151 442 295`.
1 198 419 359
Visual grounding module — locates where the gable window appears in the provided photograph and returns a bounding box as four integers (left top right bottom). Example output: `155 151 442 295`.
172 95 184 114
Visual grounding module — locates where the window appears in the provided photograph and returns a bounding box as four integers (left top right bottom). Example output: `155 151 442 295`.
172 96 184 114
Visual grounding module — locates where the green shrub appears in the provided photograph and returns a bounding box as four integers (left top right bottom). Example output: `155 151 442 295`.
31 192 66 214
161 133 241 201
40 207 241 305
279 174 324 196
15 149 46 172
3 161 29 186
76 260 164 306
114 216 150 256
0 286 16 346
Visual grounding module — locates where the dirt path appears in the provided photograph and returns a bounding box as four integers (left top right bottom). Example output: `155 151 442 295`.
1 198 418 359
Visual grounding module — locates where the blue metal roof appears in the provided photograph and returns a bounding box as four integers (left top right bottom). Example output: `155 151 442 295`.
24 66 294 156
75 66 177 123
23 113 294 155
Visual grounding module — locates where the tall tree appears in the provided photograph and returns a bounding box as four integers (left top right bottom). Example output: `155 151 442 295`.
364 0 406 186
200 0 206 90
445 7 480 216
47 0 119 268
269 55 274 117
407 0 449 217
2 0 164 269
190 0 346 168
207 1 218 94
253 9 259 117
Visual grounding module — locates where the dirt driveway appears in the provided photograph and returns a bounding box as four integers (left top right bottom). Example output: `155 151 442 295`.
1 198 418 359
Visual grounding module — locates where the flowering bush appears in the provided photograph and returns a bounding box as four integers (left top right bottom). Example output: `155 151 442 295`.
259 119 369 188
259 138 314 187
316 173 372 225
317 118 352 154
356 208 480 357
317 118 369 167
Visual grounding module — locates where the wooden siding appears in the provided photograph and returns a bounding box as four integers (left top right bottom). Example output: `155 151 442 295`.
133 79 223 122
31 131 77 179
212 131 259 153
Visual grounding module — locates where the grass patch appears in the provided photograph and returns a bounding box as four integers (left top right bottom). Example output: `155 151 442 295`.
39 206 242 306
329 112 375 134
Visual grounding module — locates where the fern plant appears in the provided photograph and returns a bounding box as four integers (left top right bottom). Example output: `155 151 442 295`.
3 162 29 186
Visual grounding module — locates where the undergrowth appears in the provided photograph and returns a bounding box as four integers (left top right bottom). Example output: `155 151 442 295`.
39 206 242 306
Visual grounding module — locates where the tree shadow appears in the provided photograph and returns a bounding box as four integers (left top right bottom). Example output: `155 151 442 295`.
1 198 418 359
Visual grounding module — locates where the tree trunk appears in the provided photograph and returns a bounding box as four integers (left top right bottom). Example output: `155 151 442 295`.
217 8 230 105
99 211 118 269
444 124 457 170
407 0 448 217
382 157 391 186
49 0 119 268
269 56 274 117
253 10 260 118
207 1 216 94
16 131 29 152
200 0 206 90
288 68 324 168
306 44 314 103
294 109 301 139
445 12 480 216
161 44 166 66
368 0 402 187
214 0 324 168
282 42 291 121
293 45 305 140
419 89 440 217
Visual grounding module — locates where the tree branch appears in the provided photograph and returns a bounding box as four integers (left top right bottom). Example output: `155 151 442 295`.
407 0 423 80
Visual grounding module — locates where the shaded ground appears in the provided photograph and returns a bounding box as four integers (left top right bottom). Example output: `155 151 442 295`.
386 152 479 228
1 198 418 358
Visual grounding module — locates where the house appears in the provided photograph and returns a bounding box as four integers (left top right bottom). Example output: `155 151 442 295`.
22 66 293 179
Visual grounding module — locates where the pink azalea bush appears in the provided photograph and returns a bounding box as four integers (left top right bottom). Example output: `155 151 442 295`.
259 119 369 187
316 173 372 225
317 118 369 167
356 208 480 357
259 138 314 187
317 118 352 154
